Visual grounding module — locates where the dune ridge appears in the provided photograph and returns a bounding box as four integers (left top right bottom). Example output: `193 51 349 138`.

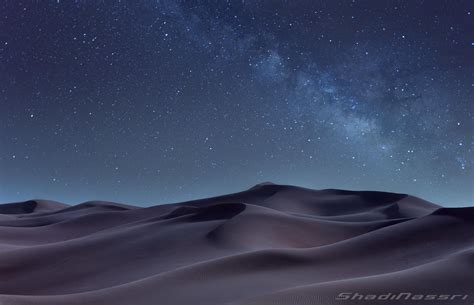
0 183 472 305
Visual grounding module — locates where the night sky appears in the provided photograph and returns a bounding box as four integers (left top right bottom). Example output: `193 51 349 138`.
0 1 472 206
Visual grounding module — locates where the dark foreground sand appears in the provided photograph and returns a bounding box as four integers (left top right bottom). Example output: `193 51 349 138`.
0 183 472 305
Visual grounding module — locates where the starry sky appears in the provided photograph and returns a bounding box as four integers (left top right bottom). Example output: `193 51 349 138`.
0 1 472 207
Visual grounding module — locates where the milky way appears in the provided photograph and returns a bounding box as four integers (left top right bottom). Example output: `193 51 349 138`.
0 1 472 206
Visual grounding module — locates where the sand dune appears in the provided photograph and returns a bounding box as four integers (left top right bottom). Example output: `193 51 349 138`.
0 183 472 305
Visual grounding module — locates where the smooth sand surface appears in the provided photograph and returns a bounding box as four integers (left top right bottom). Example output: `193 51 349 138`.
0 183 472 305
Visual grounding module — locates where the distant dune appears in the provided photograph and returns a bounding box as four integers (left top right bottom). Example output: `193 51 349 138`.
0 183 472 305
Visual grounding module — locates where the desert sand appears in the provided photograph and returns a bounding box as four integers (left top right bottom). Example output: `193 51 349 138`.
0 183 472 305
